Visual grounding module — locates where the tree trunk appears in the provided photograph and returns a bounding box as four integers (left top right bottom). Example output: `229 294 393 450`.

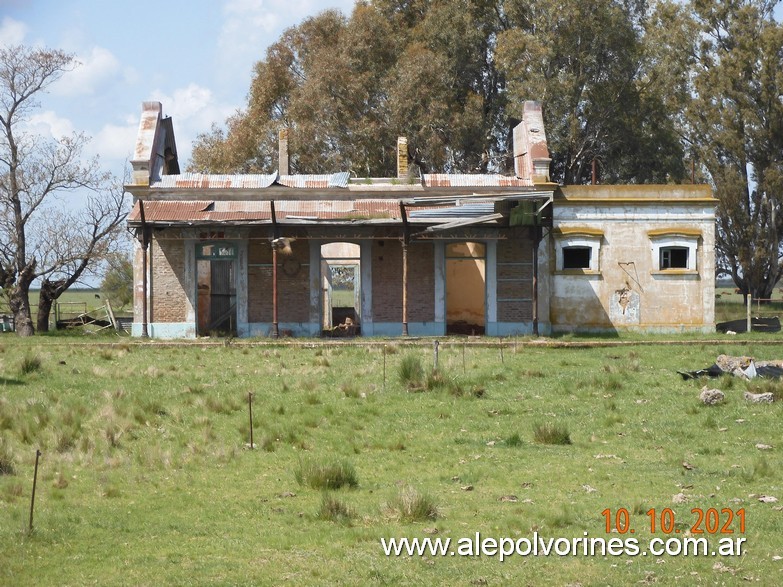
36 292 54 332
8 286 34 336
36 279 67 333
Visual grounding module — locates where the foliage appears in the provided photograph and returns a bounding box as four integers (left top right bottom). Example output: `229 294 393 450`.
497 0 687 184
100 254 134 310
0 45 127 336
684 0 783 300
190 1 690 185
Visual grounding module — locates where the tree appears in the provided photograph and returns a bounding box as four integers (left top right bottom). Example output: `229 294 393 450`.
100 252 133 310
190 1 509 176
684 0 783 300
496 0 688 184
190 1 690 184
0 45 127 335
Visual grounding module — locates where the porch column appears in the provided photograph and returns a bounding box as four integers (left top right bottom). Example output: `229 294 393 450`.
402 241 409 336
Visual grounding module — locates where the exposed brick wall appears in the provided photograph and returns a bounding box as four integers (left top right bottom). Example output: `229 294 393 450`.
496 236 534 322
247 239 310 323
372 240 434 322
150 237 186 322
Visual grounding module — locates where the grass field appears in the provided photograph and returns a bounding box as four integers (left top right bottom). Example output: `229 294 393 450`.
1 337 782 585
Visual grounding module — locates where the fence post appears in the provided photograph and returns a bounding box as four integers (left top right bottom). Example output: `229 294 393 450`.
747 295 752 334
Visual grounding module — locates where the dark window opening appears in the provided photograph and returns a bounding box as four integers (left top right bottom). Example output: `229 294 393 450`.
660 246 688 269
562 246 591 270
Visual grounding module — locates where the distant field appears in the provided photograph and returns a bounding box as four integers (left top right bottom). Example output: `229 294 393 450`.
715 287 783 324
1 338 781 585
1 289 131 327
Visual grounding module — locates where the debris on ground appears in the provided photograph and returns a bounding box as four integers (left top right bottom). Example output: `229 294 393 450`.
699 387 725 405
716 316 781 334
744 391 775 404
678 354 783 380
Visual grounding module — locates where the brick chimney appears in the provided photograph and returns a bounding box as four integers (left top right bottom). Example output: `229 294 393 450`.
513 101 552 183
397 137 408 179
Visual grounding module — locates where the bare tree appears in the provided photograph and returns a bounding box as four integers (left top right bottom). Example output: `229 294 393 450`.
0 45 127 335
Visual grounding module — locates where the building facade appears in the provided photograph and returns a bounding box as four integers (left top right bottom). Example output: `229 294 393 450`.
126 101 716 338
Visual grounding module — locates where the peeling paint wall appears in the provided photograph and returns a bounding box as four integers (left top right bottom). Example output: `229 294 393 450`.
549 186 716 332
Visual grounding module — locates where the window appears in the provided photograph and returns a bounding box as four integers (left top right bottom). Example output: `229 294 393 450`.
562 246 592 269
659 246 688 270
554 229 602 272
648 230 700 273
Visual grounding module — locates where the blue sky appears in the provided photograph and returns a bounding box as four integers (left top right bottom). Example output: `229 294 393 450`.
0 0 357 179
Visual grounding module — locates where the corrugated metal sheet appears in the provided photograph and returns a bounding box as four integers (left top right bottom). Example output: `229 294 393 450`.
129 199 403 223
277 172 349 189
151 171 351 190
423 174 533 187
409 203 495 219
152 173 279 189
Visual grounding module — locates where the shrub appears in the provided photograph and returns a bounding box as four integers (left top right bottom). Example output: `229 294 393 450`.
533 422 572 445
388 486 438 522
295 458 358 490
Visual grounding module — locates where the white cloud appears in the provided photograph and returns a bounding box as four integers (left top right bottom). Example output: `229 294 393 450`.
148 84 237 165
215 0 356 88
91 121 139 163
53 46 121 96
0 16 27 46
27 110 75 140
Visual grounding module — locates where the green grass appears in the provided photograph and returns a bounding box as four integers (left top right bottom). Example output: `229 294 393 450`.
0 337 781 585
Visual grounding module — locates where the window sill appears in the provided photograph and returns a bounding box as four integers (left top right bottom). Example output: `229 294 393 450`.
555 269 602 276
651 269 699 277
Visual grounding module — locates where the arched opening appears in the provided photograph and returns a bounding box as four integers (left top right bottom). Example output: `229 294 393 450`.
321 242 361 336
446 241 486 335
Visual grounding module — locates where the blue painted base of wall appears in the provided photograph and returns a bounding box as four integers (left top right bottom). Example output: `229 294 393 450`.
131 321 555 339
131 323 196 339
486 322 552 336
239 323 321 338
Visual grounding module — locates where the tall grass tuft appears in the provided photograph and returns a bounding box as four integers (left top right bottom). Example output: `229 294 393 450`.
388 486 438 522
533 422 572 445
398 354 425 389
505 432 524 447
295 458 358 490
0 436 15 475
19 354 42 376
317 493 354 523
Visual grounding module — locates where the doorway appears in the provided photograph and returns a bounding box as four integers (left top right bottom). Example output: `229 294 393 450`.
321 242 361 336
446 241 486 335
196 243 237 336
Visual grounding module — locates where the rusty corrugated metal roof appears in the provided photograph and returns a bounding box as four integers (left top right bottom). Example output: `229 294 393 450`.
152 173 278 189
410 203 495 218
423 174 533 187
277 172 349 189
129 199 407 224
150 171 351 190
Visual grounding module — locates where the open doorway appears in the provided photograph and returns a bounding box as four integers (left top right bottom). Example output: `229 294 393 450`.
196 243 237 336
446 242 486 335
321 242 360 336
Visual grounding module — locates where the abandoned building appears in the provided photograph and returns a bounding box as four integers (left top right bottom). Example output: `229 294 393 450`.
126 101 717 338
